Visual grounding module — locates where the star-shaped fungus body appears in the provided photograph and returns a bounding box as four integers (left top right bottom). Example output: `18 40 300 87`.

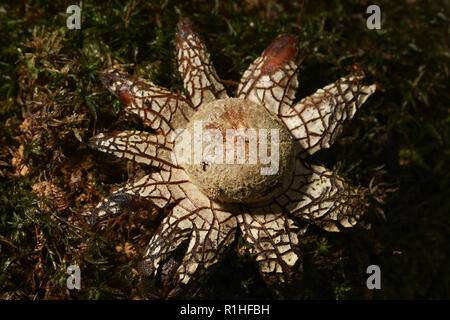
88 17 376 298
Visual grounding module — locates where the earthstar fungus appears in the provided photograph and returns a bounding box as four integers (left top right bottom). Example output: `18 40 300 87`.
88 17 376 297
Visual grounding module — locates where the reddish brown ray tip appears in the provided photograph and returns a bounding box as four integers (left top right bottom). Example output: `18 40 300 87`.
100 69 129 86
176 17 196 41
262 34 299 74
99 69 134 103
118 86 132 105
99 71 116 89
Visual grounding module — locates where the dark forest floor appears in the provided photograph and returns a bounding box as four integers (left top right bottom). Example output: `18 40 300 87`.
0 0 448 299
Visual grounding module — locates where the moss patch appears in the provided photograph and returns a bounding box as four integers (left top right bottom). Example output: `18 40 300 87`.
0 0 448 299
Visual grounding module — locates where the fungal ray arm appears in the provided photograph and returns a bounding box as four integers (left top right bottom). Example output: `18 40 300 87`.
280 74 376 156
88 170 187 224
237 209 302 284
176 17 228 108
141 196 238 288
89 131 177 170
100 69 195 136
236 34 299 116
275 159 369 232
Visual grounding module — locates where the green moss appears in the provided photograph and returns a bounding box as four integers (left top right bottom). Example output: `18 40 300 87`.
0 0 448 299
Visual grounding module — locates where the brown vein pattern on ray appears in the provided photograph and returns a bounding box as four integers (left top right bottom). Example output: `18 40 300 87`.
100 69 195 136
176 17 228 108
141 173 238 286
280 74 376 157
236 34 299 116
237 209 301 284
125 79 195 136
89 131 179 170
90 169 189 221
271 158 368 232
